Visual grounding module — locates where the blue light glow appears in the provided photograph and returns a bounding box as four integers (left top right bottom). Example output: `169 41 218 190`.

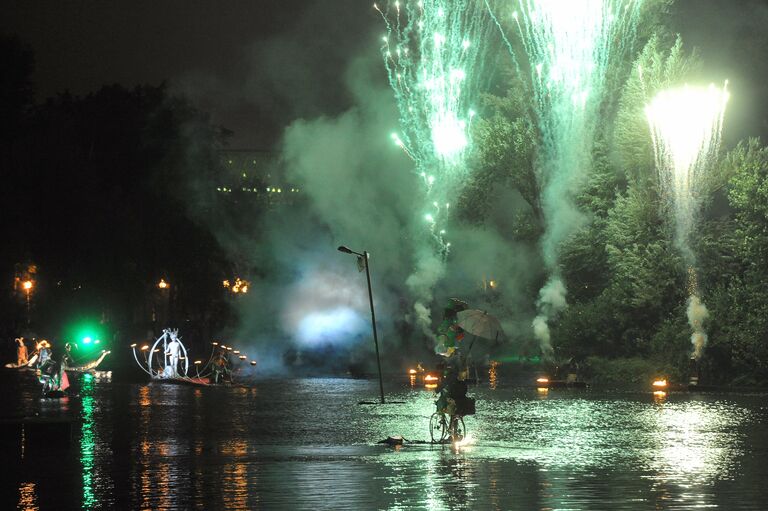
297 307 368 345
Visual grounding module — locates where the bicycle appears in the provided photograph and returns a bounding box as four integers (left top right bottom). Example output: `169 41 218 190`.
429 411 466 443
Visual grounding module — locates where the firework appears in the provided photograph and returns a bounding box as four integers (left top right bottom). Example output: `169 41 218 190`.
488 0 644 355
646 82 728 360
376 0 492 249
646 83 729 259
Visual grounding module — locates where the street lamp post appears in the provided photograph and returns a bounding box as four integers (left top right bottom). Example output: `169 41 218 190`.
338 245 385 404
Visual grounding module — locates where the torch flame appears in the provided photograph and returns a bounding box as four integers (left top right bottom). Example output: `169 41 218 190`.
652 379 668 388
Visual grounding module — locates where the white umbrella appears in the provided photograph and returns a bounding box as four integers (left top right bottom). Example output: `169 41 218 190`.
456 309 504 341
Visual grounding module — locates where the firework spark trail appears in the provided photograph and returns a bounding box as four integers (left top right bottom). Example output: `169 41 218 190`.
488 0 644 357
646 83 729 359
376 1 492 346
376 0 492 250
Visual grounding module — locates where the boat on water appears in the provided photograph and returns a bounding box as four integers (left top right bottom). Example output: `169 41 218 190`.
64 349 111 374
131 328 256 386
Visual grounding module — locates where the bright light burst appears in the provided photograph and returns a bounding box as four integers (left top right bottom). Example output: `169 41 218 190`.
646 83 729 250
376 0 491 250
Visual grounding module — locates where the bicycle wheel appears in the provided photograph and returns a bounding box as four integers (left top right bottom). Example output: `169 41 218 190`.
429 412 448 443
449 415 466 442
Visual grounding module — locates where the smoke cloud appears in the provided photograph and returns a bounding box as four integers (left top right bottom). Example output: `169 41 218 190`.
687 294 709 360
531 277 567 358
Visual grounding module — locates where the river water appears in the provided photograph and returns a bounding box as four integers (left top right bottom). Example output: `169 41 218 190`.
4 373 768 510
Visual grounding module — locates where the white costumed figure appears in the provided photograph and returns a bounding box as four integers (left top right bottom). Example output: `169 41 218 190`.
165 329 181 377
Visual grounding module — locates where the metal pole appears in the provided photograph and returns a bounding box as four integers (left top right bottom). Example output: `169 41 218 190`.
363 251 385 404
25 291 31 325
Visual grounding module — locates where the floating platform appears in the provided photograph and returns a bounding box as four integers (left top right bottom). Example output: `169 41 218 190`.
150 377 211 387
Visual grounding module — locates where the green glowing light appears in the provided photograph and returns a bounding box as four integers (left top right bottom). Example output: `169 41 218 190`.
65 318 108 353
509 0 644 171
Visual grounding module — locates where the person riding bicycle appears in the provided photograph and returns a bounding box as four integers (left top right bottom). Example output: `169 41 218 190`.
434 351 469 415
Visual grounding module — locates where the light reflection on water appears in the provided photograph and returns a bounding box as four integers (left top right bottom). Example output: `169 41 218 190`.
5 377 768 510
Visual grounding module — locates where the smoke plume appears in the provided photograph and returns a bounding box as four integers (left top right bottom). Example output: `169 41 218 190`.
687 294 709 360
532 277 567 358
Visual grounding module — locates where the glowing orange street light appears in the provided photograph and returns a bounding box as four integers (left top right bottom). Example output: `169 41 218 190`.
158 279 169 289
22 280 34 291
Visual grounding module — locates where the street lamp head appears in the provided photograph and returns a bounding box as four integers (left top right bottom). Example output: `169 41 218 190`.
337 246 353 254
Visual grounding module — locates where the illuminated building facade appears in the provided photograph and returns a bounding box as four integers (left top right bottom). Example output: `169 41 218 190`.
217 150 299 208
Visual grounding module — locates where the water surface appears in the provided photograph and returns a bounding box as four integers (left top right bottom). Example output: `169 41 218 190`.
5 374 768 510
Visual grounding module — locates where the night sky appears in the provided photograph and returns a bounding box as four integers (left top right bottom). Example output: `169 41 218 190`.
2 0 768 147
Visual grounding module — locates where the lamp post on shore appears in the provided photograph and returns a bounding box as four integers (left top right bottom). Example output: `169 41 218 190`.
338 245 385 404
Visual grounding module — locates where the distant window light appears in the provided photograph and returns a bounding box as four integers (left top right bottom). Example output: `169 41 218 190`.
228 160 233 164
242 172 247 178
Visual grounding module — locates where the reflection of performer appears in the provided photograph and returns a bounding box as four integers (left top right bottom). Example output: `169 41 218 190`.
16 337 28 366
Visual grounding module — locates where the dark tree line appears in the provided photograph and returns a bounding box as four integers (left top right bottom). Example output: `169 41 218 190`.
0 35 234 354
